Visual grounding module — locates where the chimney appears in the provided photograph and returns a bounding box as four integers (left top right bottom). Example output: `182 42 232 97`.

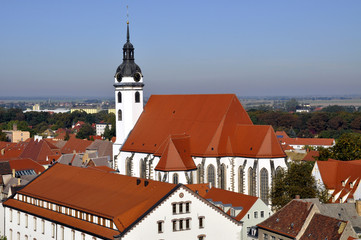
12 169 15 178
13 123 17 131
17 178 21 185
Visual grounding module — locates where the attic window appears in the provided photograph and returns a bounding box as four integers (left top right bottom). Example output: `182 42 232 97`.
211 147 214 151
342 181 345 186
154 144 157 147
131 142 134 145
250 147 253 151
173 111 176 114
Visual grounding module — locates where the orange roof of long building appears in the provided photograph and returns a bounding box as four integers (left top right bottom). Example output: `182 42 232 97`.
122 94 285 158
4 164 178 237
204 188 259 221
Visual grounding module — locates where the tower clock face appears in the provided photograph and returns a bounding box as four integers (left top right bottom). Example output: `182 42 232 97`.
116 73 122 82
133 72 141 82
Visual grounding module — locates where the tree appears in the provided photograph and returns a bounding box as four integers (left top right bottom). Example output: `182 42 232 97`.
318 133 361 161
271 161 327 211
76 123 95 140
285 98 299 112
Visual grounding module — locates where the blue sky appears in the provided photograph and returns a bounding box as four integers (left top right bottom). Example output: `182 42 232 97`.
1 1 361 98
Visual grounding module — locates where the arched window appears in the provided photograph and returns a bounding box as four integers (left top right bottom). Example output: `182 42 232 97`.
248 167 255 196
126 157 132 176
197 164 203 184
135 91 140 103
260 168 269 204
238 166 244 193
118 92 122 103
173 173 179 184
118 109 122 121
140 159 146 179
275 166 284 179
207 164 215 187
220 164 226 190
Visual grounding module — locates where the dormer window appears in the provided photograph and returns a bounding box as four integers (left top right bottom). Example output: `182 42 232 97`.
342 181 345 187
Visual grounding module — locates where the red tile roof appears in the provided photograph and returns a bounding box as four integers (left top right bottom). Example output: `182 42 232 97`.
7 158 45 174
186 184 211 198
122 94 285 158
20 138 60 165
258 200 314 238
61 136 93 154
155 135 197 171
4 164 178 235
302 150 319 161
280 137 335 147
299 213 347 240
0 141 28 160
316 159 361 202
204 188 259 221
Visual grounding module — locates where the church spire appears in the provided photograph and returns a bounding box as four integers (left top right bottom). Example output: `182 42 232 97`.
127 21 130 43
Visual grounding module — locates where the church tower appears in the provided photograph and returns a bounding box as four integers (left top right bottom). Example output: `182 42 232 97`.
113 21 144 168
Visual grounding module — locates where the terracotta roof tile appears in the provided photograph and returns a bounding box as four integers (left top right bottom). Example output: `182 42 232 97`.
7 158 45 174
204 188 259 221
303 150 319 161
61 136 93 154
6 164 178 233
258 200 314 238
122 94 285 158
19 138 60 165
299 213 347 240
280 137 335 147
155 135 197 171
186 184 211 198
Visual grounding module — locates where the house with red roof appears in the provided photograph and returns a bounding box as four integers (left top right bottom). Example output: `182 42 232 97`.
3 164 244 240
276 131 335 151
312 159 361 203
19 138 61 166
115 94 287 205
202 187 272 240
257 199 357 240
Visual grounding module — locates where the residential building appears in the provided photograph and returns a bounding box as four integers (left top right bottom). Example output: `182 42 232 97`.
2 130 30 143
312 159 361 203
96 123 112 136
257 199 357 240
276 131 335 150
3 163 243 240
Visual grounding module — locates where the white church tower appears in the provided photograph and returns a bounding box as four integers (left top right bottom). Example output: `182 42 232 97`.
112 21 144 169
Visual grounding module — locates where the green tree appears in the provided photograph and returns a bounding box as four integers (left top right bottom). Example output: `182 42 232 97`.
103 125 112 140
271 162 327 210
0 131 7 142
318 133 361 161
285 98 299 112
76 123 95 140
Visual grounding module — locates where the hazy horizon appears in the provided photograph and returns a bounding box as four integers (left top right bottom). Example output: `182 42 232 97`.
1 1 361 98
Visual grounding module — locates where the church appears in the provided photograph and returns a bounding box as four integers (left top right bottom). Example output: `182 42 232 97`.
112 22 287 204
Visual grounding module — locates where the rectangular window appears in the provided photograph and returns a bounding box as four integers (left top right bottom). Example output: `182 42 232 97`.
34 217 37 231
261 211 264 218
199 217 204 228
271 236 275 240
42 219 45 234
17 211 20 225
179 219 183 230
158 221 164 233
61 227 64 240
82 233 85 240
172 220 177 231
179 203 183 213
254 211 258 218
10 209 13 222
25 214 28 228
172 203 177 214
72 230 75 240
185 202 190 213
185 218 190 229
52 223 55 238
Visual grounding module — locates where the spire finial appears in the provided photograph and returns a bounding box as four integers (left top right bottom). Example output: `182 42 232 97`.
126 5 130 42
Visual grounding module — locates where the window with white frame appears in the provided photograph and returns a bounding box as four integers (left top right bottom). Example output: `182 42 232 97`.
71 230 75 240
198 216 204 228
52 223 55 238
17 211 20 225
41 219 45 234
25 214 28 228
10 209 13 222
33 217 37 231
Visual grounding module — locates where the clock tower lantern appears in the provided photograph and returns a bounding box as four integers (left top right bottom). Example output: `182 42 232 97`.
112 21 144 168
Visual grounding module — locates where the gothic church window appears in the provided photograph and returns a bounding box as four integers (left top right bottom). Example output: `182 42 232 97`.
140 159 146 179
207 164 215 187
126 157 132 176
248 167 256 196
173 173 179 184
197 164 203 184
260 168 269 204
220 164 226 190
135 91 140 103
118 110 122 121
238 166 244 193
118 92 122 103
